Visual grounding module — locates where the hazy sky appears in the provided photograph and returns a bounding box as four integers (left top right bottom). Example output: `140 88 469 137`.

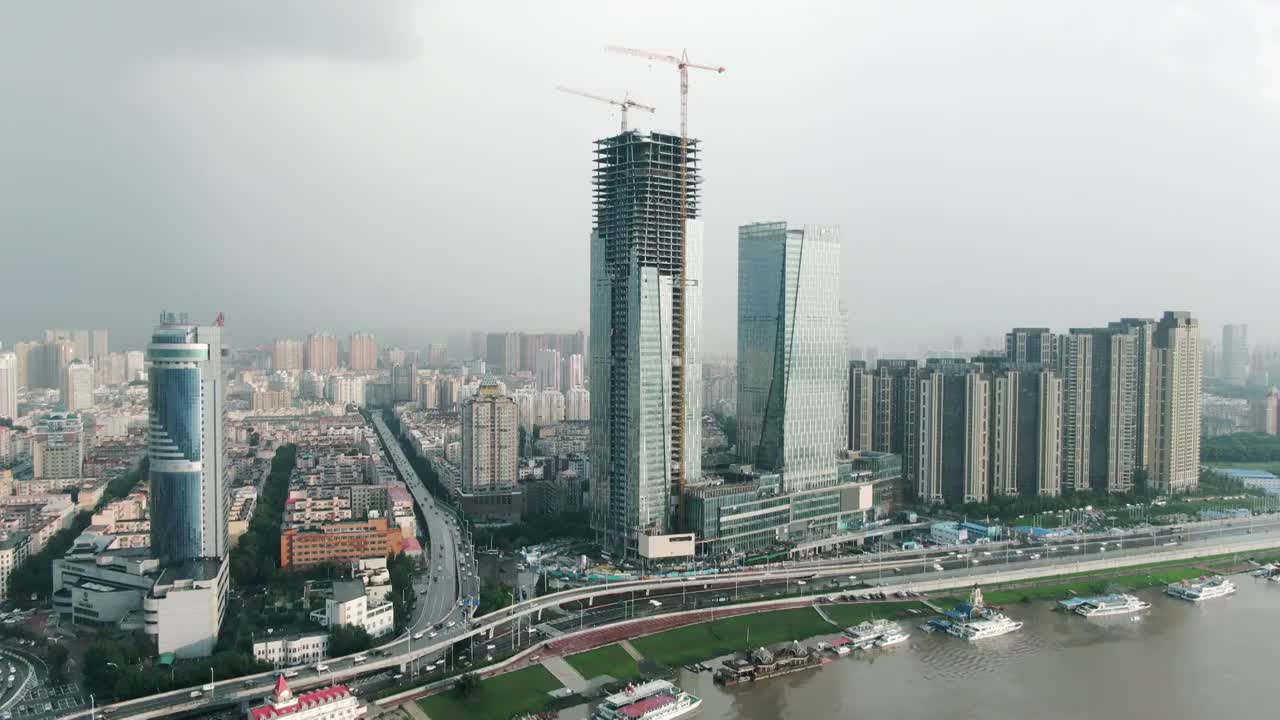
3 2 1279 355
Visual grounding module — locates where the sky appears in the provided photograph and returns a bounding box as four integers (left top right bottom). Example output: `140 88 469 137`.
2 1 1279 355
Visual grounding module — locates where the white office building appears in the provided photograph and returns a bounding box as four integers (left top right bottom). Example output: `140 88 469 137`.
0 353 17 419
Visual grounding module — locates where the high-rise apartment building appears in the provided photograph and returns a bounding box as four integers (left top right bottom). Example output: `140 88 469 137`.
70 330 91 362
304 333 339 372
566 387 591 421
0 353 16 419
535 349 561 392
1057 333 1093 493
460 378 518 494
537 389 566 426
485 333 521 375
1060 327 1140 494
125 350 145 381
736 222 847 493
12 342 36 389
917 360 989 504
1222 324 1248 387
1152 312 1202 493
870 359 920 486
91 329 110 361
847 361 874 452
31 340 71 390
348 332 377 371
32 412 84 479
1004 328 1057 367
147 313 228 566
987 362 1063 497
590 130 704 554
61 360 94 412
272 339 304 372
564 353 585 391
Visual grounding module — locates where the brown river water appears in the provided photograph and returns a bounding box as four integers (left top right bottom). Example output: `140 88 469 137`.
667 576 1279 720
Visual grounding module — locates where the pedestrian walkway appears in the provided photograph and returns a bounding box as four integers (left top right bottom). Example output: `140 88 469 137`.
403 699 431 720
619 640 644 661
541 655 590 693
814 599 834 622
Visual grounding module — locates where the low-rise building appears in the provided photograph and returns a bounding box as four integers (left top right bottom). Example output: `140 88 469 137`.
310 579 394 639
0 532 31 600
252 632 330 668
250 677 365 720
143 557 228 659
279 517 403 570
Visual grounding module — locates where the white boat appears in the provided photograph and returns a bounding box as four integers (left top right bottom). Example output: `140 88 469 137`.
875 630 910 648
834 645 852 656
593 680 701 720
1166 576 1237 602
944 587 1024 641
845 619 899 649
1074 594 1151 617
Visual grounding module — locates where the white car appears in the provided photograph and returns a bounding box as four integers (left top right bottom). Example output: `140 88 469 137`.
315 663 329 673
413 631 425 640
429 631 439 638
446 621 456 628
353 655 368 664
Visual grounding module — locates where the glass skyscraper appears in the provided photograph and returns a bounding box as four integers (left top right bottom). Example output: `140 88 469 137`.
147 314 227 566
736 222 847 493
589 131 703 556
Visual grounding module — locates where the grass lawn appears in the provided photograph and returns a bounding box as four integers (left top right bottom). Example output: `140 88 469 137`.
822 601 926 626
418 665 563 720
565 643 640 680
631 607 833 667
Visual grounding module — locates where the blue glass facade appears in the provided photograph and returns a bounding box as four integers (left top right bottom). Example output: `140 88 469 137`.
150 366 201 461
150 469 204 565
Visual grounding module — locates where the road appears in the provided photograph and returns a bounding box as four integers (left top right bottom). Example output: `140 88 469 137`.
83 510 1280 718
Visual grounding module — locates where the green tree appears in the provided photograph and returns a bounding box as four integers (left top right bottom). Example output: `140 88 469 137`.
456 672 480 697
328 625 373 657
47 644 69 684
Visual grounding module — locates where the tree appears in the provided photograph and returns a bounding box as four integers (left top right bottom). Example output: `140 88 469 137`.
328 625 372 657
456 672 481 697
47 644 69 684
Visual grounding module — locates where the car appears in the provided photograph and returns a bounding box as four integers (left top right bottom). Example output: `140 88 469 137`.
932 563 944 571
315 663 330 673
1029 554 1041 560
284 670 300 679
413 631 425 640
392 673 405 680
429 631 439 639
189 691 203 699
353 655 369 664
241 680 254 688
446 621 456 628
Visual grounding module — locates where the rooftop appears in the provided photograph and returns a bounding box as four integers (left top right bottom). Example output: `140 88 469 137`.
331 579 366 604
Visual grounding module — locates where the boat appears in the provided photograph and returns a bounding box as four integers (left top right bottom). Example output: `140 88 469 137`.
943 587 1024 641
1166 576 1237 602
592 680 701 720
874 630 910 648
1073 594 1151 617
844 619 899 649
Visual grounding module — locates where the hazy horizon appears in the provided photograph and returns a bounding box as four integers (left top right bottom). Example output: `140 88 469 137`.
3 2 1278 354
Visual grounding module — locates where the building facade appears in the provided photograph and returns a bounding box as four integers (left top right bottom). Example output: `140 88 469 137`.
62 360 94 412
590 130 704 556
1152 311 1202 493
460 378 518 494
736 222 847 493
348 333 377 371
0 353 16 419
32 413 84 480
305 333 339 372
1222 323 1248 387
147 316 228 566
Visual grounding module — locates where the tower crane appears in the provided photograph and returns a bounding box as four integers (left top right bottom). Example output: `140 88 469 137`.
555 85 655 133
604 47 725 517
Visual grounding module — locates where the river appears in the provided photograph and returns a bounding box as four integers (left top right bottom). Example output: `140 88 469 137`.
672 576 1279 720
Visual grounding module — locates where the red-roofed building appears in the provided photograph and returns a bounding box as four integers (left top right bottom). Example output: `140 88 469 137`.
247 676 365 720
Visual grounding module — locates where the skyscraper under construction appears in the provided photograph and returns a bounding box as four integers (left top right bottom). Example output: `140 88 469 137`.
589 130 703 557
